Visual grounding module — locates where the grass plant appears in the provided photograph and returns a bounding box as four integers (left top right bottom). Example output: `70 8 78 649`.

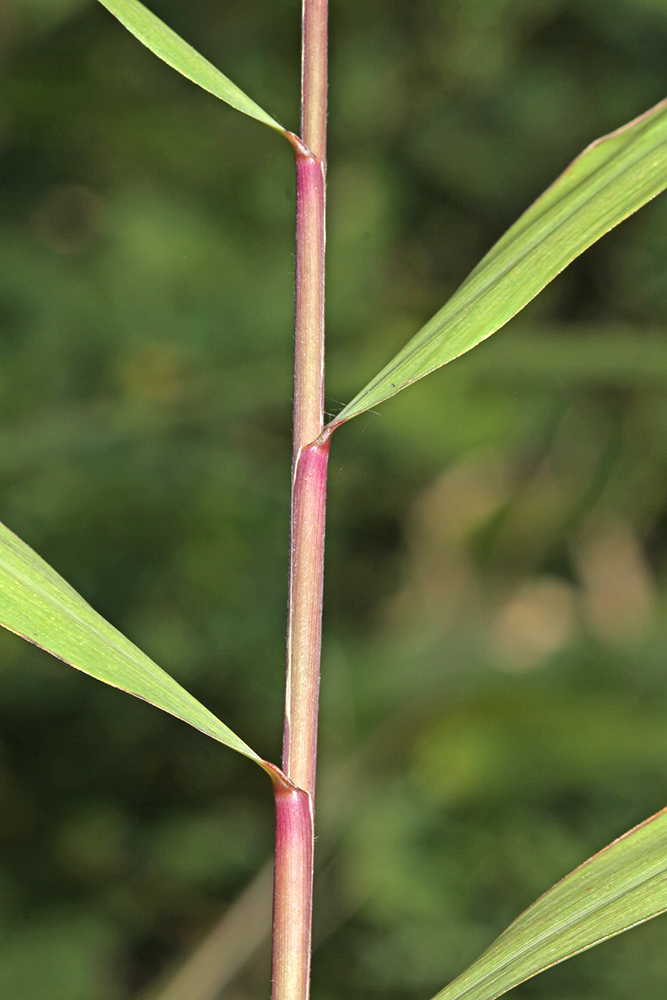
3 2 667 998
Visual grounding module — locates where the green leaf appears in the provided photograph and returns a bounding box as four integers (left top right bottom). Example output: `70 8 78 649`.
333 97 667 425
0 519 262 764
96 0 285 134
431 806 667 1000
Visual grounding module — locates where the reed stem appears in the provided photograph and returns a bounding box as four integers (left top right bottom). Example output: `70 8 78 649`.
269 2 328 1000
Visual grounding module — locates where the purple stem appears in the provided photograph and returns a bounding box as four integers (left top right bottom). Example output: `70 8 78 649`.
270 433 329 1000
283 435 330 797
270 3 328 999
290 143 326 467
269 765 315 1000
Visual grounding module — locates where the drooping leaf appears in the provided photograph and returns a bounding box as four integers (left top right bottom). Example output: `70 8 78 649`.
96 0 286 134
0 519 262 764
333 97 667 426
431 806 667 1000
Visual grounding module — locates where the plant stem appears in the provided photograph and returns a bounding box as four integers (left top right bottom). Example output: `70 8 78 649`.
270 765 315 1000
270 3 328 1000
301 0 328 163
271 431 328 1000
290 145 326 473
283 431 330 797
285 0 328 832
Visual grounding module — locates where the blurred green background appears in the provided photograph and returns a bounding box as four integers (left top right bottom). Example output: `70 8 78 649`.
2 0 667 997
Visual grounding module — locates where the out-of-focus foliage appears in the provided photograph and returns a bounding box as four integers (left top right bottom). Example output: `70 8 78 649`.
1 1 667 999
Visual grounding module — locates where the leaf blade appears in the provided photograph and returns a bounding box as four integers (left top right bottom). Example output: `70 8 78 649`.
432 806 667 1000
0 519 261 763
334 97 667 425
96 0 285 134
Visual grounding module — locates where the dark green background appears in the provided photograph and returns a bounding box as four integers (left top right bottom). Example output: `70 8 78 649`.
2 0 667 997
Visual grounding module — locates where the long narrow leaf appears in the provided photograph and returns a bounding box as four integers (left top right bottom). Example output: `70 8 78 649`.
432 806 667 1000
0 520 262 764
333 97 667 425
96 0 285 134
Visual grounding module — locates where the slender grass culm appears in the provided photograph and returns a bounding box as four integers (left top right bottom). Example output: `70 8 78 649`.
3 2 667 999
